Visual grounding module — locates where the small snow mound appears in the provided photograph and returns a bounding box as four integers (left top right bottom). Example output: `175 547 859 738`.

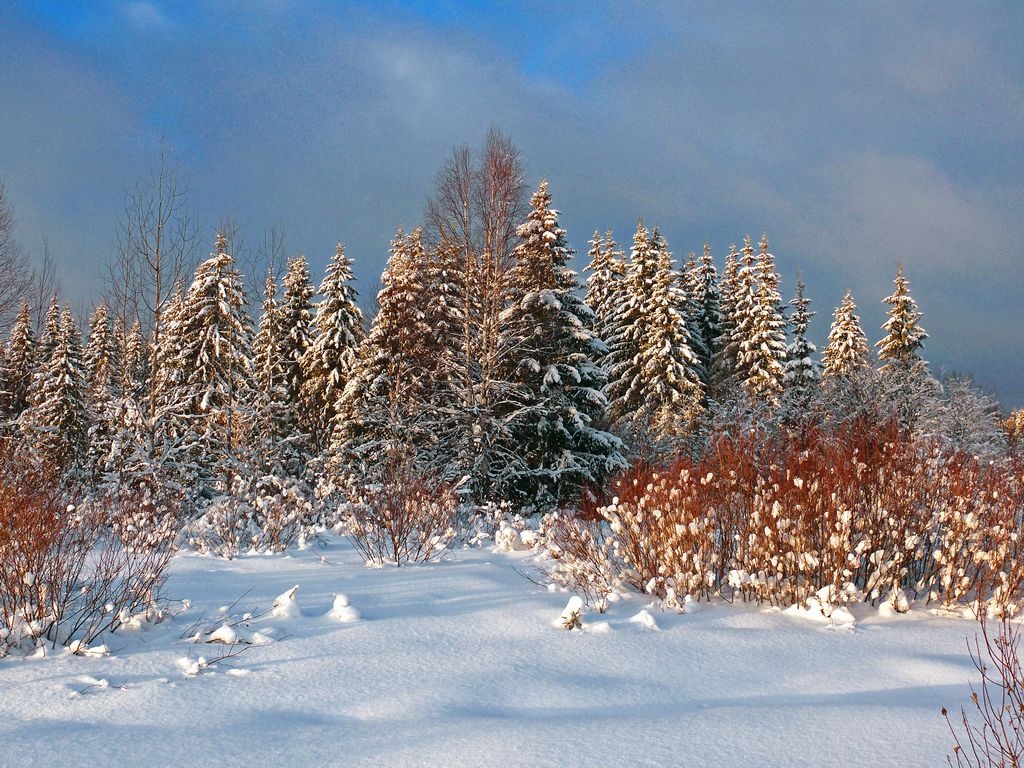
205 624 240 645
272 585 301 618
327 594 361 623
888 588 911 614
68 641 111 657
629 609 659 631
586 621 612 634
557 596 583 630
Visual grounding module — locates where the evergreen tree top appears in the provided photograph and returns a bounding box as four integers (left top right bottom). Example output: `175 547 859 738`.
877 265 928 365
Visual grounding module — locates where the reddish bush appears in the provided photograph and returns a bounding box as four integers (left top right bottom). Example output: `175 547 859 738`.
545 419 1024 613
0 446 175 652
346 461 458 566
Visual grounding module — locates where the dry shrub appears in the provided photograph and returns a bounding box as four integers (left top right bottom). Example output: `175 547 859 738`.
187 475 316 559
0 448 175 653
346 461 457 566
544 419 1024 613
944 613 1024 766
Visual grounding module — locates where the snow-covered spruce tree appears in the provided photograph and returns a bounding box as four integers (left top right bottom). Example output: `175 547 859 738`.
330 227 436 489
876 266 937 431
877 265 927 367
679 249 709 385
689 242 721 389
779 274 819 420
83 302 121 482
821 290 871 378
721 236 759 398
631 229 705 441
121 320 148 400
278 254 315 440
173 232 256 492
0 301 35 425
604 220 659 430
495 181 624 507
250 267 300 471
739 233 787 403
151 283 187 416
584 230 625 367
414 235 473 483
19 307 88 472
301 242 364 448
36 296 61 367
710 243 742 402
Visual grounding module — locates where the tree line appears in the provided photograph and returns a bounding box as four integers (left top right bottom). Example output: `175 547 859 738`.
0 131 1009 515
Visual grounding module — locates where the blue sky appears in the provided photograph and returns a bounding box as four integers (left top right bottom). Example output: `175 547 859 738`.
1 0 1022 405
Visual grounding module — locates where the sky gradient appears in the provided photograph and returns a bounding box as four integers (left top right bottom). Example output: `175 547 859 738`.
1 1 1022 406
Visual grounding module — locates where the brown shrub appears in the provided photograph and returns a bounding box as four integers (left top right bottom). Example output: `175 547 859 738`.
544 419 1024 613
346 461 458 566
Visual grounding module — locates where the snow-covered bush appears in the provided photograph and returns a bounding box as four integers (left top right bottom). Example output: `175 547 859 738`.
345 461 457 566
542 420 1024 614
0 449 174 654
187 474 317 559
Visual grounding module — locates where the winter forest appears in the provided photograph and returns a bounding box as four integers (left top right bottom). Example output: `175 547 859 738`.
4 130 1024 767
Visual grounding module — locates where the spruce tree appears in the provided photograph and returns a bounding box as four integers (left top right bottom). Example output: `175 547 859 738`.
722 236 759 396
252 268 293 448
877 265 927 367
302 242 364 447
780 274 819 416
278 254 315 436
604 220 659 428
84 302 119 481
174 232 255 489
330 227 435 487
584 230 625 360
85 302 117 393
740 233 787 402
711 244 741 401
690 242 720 388
822 290 871 378
496 181 624 506
633 233 705 437
0 301 35 424
20 307 88 471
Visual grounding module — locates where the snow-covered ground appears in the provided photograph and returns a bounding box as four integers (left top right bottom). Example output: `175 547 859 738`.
1 536 978 766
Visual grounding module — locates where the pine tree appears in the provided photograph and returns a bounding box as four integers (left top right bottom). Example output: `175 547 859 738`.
679 249 709 381
302 242 364 447
780 274 819 415
496 181 624 505
278 254 315 436
0 301 35 424
740 233 787 402
877 265 927 367
822 290 871 378
20 307 88 471
174 232 255 489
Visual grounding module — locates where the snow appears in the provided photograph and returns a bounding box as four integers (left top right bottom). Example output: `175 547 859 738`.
0 535 982 766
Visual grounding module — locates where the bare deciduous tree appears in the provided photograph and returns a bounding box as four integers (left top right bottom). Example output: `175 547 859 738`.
105 144 201 412
424 128 527 495
0 182 33 330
